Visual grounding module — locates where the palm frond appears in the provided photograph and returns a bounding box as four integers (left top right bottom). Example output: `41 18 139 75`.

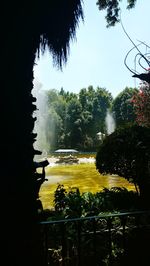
36 0 84 68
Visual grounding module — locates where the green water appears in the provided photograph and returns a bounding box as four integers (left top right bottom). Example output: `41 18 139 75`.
39 159 135 209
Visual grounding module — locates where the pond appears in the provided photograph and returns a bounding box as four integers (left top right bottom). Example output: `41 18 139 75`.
39 156 135 209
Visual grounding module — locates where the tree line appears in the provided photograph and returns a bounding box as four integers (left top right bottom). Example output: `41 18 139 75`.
35 85 138 152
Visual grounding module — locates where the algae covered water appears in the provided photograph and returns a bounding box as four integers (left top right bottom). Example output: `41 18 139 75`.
39 157 135 209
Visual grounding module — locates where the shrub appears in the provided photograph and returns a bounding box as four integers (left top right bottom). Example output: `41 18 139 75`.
52 184 140 219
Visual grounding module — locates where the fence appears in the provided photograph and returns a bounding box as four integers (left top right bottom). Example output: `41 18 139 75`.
40 211 150 265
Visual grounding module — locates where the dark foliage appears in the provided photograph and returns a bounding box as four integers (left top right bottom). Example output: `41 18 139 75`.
96 125 150 206
41 185 147 266
112 87 138 128
97 0 137 27
49 184 140 220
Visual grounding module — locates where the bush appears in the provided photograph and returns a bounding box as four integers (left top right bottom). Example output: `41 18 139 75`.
51 184 140 220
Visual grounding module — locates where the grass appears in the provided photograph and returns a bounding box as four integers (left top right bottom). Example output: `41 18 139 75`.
39 163 135 209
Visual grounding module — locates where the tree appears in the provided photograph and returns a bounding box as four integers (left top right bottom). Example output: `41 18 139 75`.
78 86 112 147
46 89 67 150
65 98 83 148
97 0 137 27
96 125 150 206
1 1 83 266
45 108 63 150
44 86 112 151
92 86 113 134
131 82 150 127
112 87 138 128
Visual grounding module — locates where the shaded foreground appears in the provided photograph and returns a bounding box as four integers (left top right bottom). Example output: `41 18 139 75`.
39 160 146 265
41 211 150 266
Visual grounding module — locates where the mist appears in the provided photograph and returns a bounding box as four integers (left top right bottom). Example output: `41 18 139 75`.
105 110 116 135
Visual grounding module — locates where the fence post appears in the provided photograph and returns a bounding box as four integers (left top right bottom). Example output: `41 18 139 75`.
77 220 82 266
61 222 67 266
107 217 112 262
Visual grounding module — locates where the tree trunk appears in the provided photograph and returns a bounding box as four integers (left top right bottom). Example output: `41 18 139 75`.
1 24 43 266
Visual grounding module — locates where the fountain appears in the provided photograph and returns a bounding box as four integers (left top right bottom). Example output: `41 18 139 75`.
105 110 116 135
32 79 48 159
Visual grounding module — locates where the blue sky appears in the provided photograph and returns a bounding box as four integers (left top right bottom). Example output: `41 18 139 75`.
34 0 150 98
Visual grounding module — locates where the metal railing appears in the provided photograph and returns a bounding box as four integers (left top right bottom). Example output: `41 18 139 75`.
40 210 150 266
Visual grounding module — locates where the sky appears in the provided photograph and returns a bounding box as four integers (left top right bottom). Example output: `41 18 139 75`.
34 0 150 98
